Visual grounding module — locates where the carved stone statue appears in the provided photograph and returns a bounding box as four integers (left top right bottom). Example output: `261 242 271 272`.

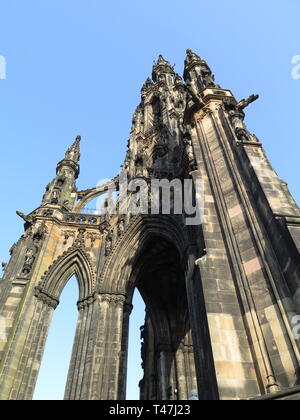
184 137 197 171
118 219 125 236
105 236 113 256
51 190 59 204
24 249 35 265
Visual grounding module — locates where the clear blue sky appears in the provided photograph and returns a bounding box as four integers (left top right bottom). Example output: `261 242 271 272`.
0 0 299 400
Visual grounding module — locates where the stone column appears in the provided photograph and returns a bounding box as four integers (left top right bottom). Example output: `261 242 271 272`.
64 292 129 400
175 345 188 400
64 295 97 400
156 343 173 400
0 292 57 400
118 301 133 400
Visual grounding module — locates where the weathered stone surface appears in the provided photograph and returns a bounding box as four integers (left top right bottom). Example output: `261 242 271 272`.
0 49 299 400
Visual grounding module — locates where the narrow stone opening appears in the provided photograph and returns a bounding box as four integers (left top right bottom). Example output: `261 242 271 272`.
33 276 78 400
126 290 146 400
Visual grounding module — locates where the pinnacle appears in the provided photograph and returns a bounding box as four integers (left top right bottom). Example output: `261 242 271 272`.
64 135 81 163
141 77 154 92
185 48 202 61
153 54 173 68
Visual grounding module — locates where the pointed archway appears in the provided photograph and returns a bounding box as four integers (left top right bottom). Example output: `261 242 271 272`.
33 276 79 400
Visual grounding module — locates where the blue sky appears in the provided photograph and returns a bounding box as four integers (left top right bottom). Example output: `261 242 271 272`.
0 0 299 400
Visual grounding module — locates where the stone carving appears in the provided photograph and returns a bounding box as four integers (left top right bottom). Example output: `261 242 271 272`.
64 213 100 225
86 232 100 247
62 230 76 246
105 236 113 256
16 211 33 225
21 223 47 277
183 136 197 171
118 219 125 236
223 95 259 143
77 293 97 310
237 94 259 110
22 246 38 275
223 98 250 141
43 209 54 217
33 222 47 242
34 287 59 309
101 293 126 305
74 228 86 247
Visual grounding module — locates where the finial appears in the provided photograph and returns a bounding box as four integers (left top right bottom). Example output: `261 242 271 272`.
185 48 201 60
141 77 153 92
65 135 81 162
154 54 172 67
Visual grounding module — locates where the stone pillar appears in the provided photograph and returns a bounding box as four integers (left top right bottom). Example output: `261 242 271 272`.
64 295 96 400
0 292 57 400
65 292 128 400
118 301 133 400
175 346 187 399
156 344 174 400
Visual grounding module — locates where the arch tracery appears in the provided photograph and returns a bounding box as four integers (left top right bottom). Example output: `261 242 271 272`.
35 246 96 307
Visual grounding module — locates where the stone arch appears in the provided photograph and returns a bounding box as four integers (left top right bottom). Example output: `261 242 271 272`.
35 246 96 308
75 177 119 213
100 214 189 294
100 214 197 400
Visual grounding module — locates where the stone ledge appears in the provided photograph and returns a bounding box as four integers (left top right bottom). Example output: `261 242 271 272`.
251 386 300 400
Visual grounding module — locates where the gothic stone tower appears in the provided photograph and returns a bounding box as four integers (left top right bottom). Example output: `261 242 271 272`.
0 50 300 401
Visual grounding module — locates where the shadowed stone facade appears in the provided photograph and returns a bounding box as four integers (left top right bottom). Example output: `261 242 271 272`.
0 50 300 400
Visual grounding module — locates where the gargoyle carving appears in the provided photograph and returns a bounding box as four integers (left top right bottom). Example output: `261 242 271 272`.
16 211 33 225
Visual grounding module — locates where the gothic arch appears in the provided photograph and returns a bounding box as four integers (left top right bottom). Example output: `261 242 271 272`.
100 214 189 294
35 246 96 308
98 214 197 400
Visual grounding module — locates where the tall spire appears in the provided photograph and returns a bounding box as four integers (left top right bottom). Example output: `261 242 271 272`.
184 48 216 93
41 135 82 210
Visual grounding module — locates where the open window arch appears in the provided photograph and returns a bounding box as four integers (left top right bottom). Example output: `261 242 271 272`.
35 247 96 308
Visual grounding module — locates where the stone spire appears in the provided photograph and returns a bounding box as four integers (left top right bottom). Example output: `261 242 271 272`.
41 135 82 210
152 54 175 83
65 135 81 163
141 77 154 94
184 48 216 93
